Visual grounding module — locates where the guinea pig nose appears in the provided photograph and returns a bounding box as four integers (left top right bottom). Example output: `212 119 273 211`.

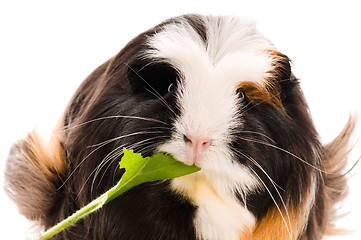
183 135 212 166
183 135 212 150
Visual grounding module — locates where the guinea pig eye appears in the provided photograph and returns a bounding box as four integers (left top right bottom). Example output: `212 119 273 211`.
236 88 245 101
128 62 179 97
167 82 175 93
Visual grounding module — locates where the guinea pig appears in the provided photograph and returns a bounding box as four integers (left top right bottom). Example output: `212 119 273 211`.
4 14 357 240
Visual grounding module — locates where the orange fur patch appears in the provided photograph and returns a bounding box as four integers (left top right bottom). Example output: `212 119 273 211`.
236 50 289 113
242 189 315 239
236 81 283 111
22 130 65 180
248 206 300 240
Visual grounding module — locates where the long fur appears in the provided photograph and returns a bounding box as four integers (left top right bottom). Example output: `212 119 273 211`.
4 14 358 240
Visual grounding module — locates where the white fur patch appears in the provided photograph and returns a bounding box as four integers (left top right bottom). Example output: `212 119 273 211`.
171 170 257 240
149 16 278 239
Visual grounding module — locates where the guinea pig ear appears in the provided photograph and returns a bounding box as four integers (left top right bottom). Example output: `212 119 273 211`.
265 49 293 112
102 33 152 91
267 50 292 83
4 130 66 225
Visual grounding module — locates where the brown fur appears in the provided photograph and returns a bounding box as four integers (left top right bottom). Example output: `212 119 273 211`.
4 130 66 227
303 115 358 239
240 116 357 240
319 115 358 235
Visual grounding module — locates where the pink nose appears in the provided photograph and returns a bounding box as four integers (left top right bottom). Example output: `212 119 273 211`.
183 135 212 166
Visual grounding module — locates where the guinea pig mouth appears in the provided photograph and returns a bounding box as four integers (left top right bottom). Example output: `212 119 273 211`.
156 134 214 168
184 151 206 167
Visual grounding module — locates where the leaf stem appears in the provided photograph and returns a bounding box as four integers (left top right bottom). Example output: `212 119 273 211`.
39 192 108 239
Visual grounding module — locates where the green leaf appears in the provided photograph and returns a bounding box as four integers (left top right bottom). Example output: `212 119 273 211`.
40 149 200 239
106 148 200 203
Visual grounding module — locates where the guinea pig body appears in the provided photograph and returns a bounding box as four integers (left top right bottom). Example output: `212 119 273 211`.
4 14 356 240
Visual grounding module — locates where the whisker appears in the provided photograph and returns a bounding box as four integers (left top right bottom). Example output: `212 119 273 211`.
236 130 276 144
57 115 170 133
233 148 284 191
89 147 125 195
232 145 292 238
249 167 293 239
76 147 122 199
238 137 326 173
82 146 126 198
59 130 170 191
58 143 108 191
89 136 168 194
88 130 169 148
144 87 177 115
111 139 168 185
232 149 291 234
239 100 253 113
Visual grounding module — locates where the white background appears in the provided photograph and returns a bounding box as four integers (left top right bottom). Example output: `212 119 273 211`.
0 0 360 239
